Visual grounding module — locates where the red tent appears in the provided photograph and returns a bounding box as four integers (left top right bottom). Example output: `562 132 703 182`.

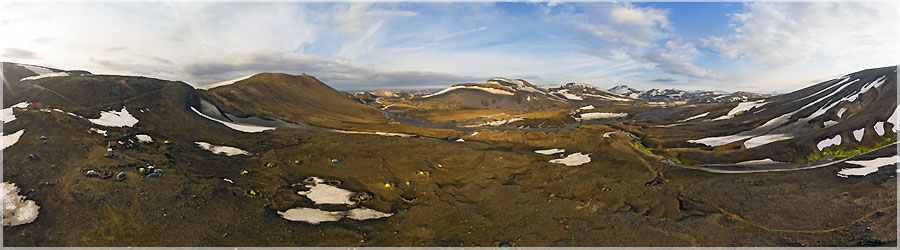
27 103 43 109
108 141 117 147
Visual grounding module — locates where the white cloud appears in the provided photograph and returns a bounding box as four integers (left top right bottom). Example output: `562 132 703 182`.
333 3 417 35
608 4 670 31
695 2 898 92
706 2 898 70
554 3 714 81
643 40 716 78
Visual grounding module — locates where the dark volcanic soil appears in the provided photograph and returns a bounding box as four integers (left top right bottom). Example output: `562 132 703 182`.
3 107 895 246
2 64 897 247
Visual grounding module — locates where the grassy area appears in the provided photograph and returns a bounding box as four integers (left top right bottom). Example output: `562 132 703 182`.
633 141 654 154
807 136 895 162
668 155 684 164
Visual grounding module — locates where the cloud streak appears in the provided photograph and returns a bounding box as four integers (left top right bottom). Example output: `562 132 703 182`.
182 53 479 90
3 48 38 59
1 2 896 93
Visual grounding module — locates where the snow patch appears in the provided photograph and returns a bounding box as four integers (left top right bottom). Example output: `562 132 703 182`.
423 85 515 98
278 207 392 224
853 128 865 141
1 102 29 123
534 148 565 155
579 105 595 110
280 177 393 224
837 107 847 118
727 101 768 116
345 207 393 221
714 101 768 120
679 112 709 122
874 122 885 136
2 182 40 226
549 152 591 166
837 155 899 177
135 134 153 143
335 130 414 137
2 129 25 150
467 118 524 127
89 107 139 127
816 135 842 151
277 208 343 224
554 90 583 100
297 177 355 205
89 128 107 136
689 134 754 147
20 72 68 81
744 134 794 148
823 120 839 127
194 142 249 156
578 112 627 121
190 106 276 133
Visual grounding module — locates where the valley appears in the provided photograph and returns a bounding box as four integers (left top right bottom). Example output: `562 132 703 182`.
2 62 897 247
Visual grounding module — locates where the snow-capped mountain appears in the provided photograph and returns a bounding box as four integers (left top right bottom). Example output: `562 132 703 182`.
671 66 897 164
607 85 768 103
609 85 638 95
416 77 566 110
544 83 634 101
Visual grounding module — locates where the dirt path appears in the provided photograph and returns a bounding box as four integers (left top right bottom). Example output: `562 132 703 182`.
667 142 898 174
33 84 86 108
75 85 170 111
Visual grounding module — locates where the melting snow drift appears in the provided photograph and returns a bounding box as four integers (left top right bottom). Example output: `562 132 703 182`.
2 182 40 226
550 152 591 166
534 148 565 155
195 142 249 156
20 72 69 81
89 107 139 127
837 155 899 177
279 177 393 224
190 106 276 133
2 129 25 150
89 128 108 136
423 86 514 98
816 135 842 151
297 177 355 205
1 102 29 123
744 134 794 148
680 112 709 122
278 207 392 224
853 128 865 141
578 112 627 121
135 134 153 143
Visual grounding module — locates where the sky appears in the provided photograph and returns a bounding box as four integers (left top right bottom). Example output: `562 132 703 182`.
1 1 897 93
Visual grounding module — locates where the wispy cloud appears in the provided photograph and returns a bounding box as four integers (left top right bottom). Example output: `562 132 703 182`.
549 3 716 82
3 48 39 60
1 2 895 93
182 52 479 90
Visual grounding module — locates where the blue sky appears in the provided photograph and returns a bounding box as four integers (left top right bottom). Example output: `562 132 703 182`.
2 2 897 93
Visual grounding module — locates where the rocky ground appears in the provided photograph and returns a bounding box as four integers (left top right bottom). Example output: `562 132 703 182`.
3 107 895 246
3 63 897 247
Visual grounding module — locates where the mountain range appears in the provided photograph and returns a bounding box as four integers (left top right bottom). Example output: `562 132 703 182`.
2 61 897 247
